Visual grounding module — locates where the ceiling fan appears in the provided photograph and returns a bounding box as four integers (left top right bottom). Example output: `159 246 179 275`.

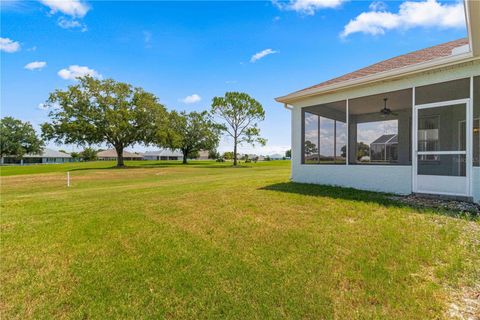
380 98 397 117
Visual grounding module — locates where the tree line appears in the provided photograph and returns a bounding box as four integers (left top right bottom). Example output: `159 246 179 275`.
1 76 266 167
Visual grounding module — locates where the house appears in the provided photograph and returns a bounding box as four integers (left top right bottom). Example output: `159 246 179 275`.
369 134 398 163
143 149 183 161
238 154 263 161
196 150 210 160
247 154 263 161
1 148 73 165
275 0 480 203
96 149 143 161
269 154 284 160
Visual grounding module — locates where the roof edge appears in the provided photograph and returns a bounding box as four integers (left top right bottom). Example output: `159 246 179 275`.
275 51 475 104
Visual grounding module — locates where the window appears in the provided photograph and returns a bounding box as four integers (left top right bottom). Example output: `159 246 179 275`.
418 116 439 161
336 121 347 164
348 89 412 165
357 120 398 163
418 104 466 152
23 157 41 164
303 112 319 164
302 101 346 164
319 117 335 162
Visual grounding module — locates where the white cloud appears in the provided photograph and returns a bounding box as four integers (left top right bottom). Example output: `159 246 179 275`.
0 37 20 53
180 94 202 104
273 0 345 15
58 65 101 80
304 113 317 126
57 17 87 31
341 0 465 37
250 48 278 63
357 120 397 144
39 0 89 18
24 61 47 71
369 1 387 11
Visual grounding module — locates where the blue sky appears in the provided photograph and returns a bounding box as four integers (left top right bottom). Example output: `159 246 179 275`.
1 0 467 155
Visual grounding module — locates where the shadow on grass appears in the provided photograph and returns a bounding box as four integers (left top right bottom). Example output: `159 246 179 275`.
261 182 478 220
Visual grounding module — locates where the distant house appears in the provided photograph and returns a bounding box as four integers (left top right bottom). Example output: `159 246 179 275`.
97 149 143 161
369 134 398 162
240 154 264 161
1 148 73 165
143 149 183 161
196 150 210 160
269 154 284 160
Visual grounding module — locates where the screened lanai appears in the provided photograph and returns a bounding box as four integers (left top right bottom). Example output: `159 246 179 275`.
302 77 479 171
302 88 413 166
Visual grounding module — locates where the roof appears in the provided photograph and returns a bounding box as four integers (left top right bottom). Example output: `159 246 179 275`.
371 134 398 145
277 38 472 103
143 149 183 157
24 148 71 158
97 149 143 158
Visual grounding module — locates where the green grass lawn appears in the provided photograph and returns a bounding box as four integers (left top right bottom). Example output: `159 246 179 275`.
1 160 478 319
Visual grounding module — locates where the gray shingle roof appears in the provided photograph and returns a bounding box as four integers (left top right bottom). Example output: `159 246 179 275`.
371 134 397 145
144 149 183 157
24 148 72 158
97 149 143 158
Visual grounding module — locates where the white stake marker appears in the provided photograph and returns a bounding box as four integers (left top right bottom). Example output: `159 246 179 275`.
67 172 70 187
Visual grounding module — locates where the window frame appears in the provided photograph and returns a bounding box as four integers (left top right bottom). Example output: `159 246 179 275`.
354 119 400 165
301 109 347 165
418 115 440 162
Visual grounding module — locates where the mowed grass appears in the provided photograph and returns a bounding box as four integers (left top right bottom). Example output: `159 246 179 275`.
1 160 479 319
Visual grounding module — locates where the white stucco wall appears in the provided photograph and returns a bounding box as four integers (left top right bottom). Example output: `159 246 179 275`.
289 60 480 201
292 164 412 195
473 167 480 203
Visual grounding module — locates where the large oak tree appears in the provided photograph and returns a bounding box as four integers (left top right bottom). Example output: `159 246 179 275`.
211 92 266 166
162 110 221 164
0 117 44 159
41 76 167 167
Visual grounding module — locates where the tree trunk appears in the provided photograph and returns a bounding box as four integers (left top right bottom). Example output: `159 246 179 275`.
233 136 238 166
115 146 125 167
182 149 188 164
